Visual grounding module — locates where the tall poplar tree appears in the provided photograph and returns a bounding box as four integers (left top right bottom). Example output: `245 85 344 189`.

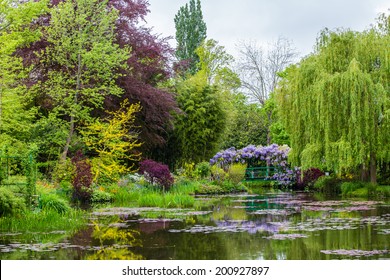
276 16 390 183
174 0 207 74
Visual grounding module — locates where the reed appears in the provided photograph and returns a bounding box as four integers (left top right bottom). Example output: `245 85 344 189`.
138 191 195 208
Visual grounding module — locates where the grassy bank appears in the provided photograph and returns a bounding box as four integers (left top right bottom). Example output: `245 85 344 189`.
312 176 390 198
0 208 87 233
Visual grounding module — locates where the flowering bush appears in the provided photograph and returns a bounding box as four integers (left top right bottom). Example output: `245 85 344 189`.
210 144 298 186
139 160 174 191
297 168 325 189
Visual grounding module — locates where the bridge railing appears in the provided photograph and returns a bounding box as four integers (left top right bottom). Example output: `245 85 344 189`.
245 166 278 181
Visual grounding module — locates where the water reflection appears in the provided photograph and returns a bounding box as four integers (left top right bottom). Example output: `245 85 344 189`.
0 192 389 260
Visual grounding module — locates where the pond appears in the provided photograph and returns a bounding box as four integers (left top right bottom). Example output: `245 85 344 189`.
1 192 389 260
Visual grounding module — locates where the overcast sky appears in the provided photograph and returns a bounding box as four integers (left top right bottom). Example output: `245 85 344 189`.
145 0 389 59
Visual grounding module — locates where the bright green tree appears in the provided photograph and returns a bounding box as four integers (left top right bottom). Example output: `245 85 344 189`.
221 93 268 149
276 16 390 183
174 0 207 74
0 0 47 153
35 0 130 161
175 75 226 165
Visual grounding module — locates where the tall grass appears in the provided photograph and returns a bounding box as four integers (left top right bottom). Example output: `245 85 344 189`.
171 179 201 194
138 192 195 208
103 185 140 206
39 193 71 214
0 208 87 233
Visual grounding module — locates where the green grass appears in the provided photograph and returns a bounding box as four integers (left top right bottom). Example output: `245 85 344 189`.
0 208 87 233
341 181 390 198
39 192 71 214
171 179 201 195
138 192 195 208
104 184 140 206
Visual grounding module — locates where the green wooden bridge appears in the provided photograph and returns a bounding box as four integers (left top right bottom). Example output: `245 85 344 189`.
245 166 278 181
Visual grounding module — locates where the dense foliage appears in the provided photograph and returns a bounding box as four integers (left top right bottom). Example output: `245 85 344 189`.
0 187 26 216
174 77 226 165
0 1 388 217
139 159 174 190
276 20 390 183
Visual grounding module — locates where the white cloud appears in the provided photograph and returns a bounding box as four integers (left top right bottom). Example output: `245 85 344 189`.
146 0 389 59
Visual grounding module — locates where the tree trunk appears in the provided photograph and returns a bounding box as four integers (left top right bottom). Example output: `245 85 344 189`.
266 111 272 145
360 163 369 182
60 51 81 162
370 152 377 184
60 116 74 162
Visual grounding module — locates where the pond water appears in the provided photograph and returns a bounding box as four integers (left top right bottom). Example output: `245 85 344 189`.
1 192 389 260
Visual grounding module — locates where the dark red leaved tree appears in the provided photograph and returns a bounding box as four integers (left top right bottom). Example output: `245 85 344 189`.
16 0 179 159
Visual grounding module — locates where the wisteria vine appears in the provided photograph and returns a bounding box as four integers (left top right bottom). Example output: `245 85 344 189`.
210 144 299 186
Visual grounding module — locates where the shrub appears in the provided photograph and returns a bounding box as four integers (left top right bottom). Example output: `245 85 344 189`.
39 193 71 214
298 168 325 189
376 185 390 197
194 162 211 179
221 180 246 193
0 188 26 216
195 184 224 194
313 175 342 195
180 162 196 178
56 180 73 198
139 159 174 191
52 158 75 185
341 182 390 198
71 150 93 202
341 181 364 196
91 189 113 203
227 163 247 185
210 165 228 183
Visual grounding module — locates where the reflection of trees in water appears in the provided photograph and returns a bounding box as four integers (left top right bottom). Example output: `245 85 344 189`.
86 220 144 260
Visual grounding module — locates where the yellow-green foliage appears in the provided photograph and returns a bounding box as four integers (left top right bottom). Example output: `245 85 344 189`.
52 158 75 184
210 165 228 182
181 162 196 178
227 163 247 185
0 187 26 217
81 100 142 184
276 19 390 177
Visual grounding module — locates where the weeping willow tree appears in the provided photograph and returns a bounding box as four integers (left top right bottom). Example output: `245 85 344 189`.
276 14 390 183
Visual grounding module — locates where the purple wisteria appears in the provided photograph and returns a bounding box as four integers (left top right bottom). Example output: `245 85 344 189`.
210 144 299 186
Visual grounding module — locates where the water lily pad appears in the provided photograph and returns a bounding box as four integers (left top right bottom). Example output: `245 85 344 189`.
184 211 213 216
250 209 294 215
263 234 308 240
320 249 389 257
